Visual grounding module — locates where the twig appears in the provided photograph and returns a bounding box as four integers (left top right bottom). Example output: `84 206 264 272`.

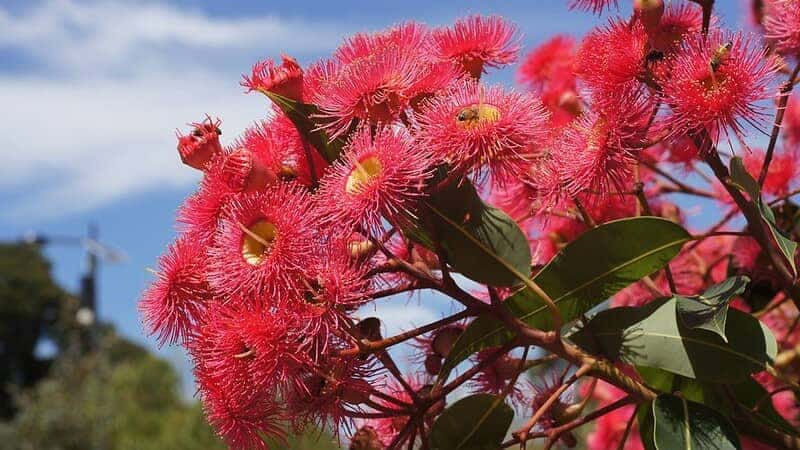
759 60 800 188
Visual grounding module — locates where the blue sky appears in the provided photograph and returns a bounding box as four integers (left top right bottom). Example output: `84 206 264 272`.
0 0 744 393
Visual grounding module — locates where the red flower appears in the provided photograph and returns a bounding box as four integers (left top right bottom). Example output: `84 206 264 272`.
659 30 779 142
650 1 704 54
784 94 800 150
206 184 318 304
139 236 211 346
764 0 800 56
429 15 520 78
177 172 236 243
236 114 327 187
576 19 648 99
316 125 433 234
176 116 223 170
242 54 304 101
313 22 459 138
200 378 286 450
744 148 799 197
568 0 619 14
555 90 652 198
416 80 550 180
517 35 576 92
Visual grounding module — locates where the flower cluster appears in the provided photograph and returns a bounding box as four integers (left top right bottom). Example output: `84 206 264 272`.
141 2 800 449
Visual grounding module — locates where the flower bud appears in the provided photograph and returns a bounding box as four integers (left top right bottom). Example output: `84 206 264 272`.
221 147 277 192
355 317 383 342
349 426 385 450
424 354 443 376
634 0 665 32
177 116 222 170
432 326 463 357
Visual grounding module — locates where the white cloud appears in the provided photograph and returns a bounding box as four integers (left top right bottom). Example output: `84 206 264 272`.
0 0 350 221
0 0 346 77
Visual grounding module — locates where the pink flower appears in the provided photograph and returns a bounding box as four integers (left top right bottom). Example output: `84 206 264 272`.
316 125 433 234
176 116 223 170
517 35 576 93
569 0 619 14
416 79 550 180
242 54 304 101
659 30 779 143
313 22 460 138
744 148 799 197
429 15 520 78
206 184 318 304
139 236 211 346
176 172 236 243
650 2 704 53
764 0 800 56
555 90 652 198
236 114 327 187
576 19 648 97
783 94 800 150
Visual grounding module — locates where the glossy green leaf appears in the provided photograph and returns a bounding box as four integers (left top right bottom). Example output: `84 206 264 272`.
638 401 657 450
264 91 344 163
429 394 514 450
569 297 777 382
727 378 800 437
652 394 741 450
676 276 749 343
439 217 690 378
729 156 797 276
637 367 800 438
425 180 531 287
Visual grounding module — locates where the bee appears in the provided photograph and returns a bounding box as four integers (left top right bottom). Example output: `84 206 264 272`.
456 106 480 123
710 41 733 73
645 50 664 65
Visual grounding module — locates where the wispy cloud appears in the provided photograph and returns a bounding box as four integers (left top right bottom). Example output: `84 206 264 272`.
0 0 349 221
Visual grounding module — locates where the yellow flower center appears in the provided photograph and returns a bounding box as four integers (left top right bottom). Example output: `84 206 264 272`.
345 156 382 194
241 220 277 265
455 104 502 130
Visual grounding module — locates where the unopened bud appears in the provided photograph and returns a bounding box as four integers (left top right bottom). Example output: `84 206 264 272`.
355 317 383 342
424 354 443 376
177 116 223 170
350 426 385 450
557 90 582 116
221 147 276 192
432 326 463 357
634 0 665 32
349 240 375 259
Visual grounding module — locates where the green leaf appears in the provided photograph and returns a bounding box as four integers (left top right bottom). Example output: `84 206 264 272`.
652 394 741 450
638 401 657 450
569 297 777 382
425 180 531 287
638 367 800 438
263 91 345 163
726 378 800 437
439 217 690 378
429 394 514 450
729 156 797 276
676 276 749 343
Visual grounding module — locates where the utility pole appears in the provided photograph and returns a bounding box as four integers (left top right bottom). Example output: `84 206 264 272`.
22 224 124 351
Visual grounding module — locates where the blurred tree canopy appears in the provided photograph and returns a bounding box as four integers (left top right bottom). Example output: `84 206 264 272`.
0 242 342 450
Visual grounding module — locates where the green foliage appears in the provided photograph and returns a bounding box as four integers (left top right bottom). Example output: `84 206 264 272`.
675 276 749 343
264 91 345 163
424 179 532 287
569 296 777 382
439 217 690 379
641 394 741 450
0 243 75 418
429 394 514 450
729 156 798 276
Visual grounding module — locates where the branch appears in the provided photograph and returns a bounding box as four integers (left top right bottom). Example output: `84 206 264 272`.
759 60 800 188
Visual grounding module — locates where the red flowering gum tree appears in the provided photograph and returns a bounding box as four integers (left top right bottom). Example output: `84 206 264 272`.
142 4 800 449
